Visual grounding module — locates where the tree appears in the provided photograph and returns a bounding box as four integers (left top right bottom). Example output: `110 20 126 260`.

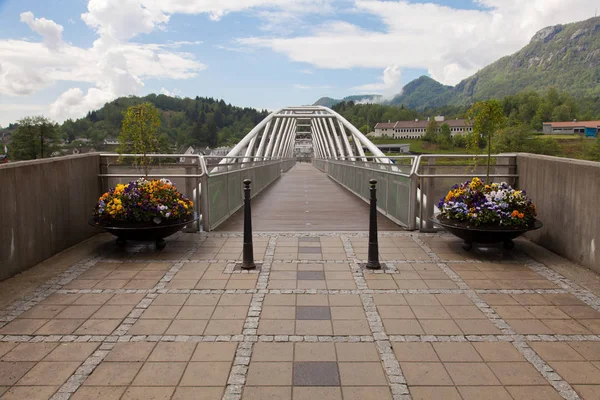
493 126 530 153
585 136 600 161
117 103 163 177
437 123 452 149
9 116 59 161
466 100 507 182
423 119 439 142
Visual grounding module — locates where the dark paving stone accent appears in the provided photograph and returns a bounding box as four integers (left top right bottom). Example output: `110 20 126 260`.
298 247 322 254
293 362 340 386
297 271 325 280
296 306 331 320
299 237 321 243
359 262 388 272
233 262 263 272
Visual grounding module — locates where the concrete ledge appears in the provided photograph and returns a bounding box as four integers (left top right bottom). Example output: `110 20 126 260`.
517 153 600 274
0 154 102 280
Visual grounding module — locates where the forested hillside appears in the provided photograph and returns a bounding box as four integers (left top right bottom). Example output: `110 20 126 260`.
56 94 269 149
336 87 600 134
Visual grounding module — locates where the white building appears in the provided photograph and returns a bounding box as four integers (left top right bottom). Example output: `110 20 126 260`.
373 116 472 139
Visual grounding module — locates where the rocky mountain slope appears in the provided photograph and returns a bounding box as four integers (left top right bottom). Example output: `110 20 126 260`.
314 16 600 109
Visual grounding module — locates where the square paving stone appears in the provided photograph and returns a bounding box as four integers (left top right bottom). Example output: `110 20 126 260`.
299 237 321 243
247 362 292 386
297 271 325 280
180 362 232 386
1 386 60 400
122 387 175 400
132 362 187 386
296 306 331 320
298 247 322 254
71 386 126 400
0 362 36 386
293 361 340 386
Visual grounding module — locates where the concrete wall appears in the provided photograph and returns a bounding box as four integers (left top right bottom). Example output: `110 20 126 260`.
517 153 600 273
0 154 101 281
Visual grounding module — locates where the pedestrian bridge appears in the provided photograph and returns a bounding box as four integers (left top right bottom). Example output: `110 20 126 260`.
2 108 600 400
100 105 518 233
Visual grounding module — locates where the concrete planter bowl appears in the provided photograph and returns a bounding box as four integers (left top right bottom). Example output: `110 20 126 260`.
89 213 198 249
431 216 543 251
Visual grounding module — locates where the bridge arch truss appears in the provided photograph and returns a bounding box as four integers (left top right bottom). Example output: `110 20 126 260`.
222 106 389 162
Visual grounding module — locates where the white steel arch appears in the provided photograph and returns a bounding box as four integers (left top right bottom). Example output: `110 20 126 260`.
221 106 390 163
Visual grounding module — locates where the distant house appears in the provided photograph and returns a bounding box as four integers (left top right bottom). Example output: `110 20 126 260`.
72 138 92 144
72 147 97 155
178 145 198 163
542 120 599 137
365 144 410 154
104 138 119 145
1 132 12 144
373 116 472 139
208 147 232 156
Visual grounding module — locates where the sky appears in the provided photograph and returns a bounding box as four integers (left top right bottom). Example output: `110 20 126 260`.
0 0 598 126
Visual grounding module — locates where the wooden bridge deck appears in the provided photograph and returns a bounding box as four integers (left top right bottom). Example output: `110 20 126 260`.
215 163 404 231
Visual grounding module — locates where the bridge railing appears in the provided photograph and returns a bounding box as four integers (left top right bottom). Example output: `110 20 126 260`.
98 154 296 232
313 154 518 231
201 156 295 231
413 154 518 231
313 156 418 229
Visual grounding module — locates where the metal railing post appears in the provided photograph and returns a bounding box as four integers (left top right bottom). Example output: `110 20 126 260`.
366 179 381 270
242 179 256 270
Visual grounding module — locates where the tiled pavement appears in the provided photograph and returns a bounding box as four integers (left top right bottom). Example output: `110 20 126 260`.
1 233 600 399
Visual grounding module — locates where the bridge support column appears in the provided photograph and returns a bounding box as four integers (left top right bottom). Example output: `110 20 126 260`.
366 179 382 270
242 179 256 270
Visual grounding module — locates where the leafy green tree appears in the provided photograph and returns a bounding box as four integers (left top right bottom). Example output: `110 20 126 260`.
117 103 163 177
437 123 452 149
9 116 60 160
493 126 531 153
423 119 439 142
585 136 600 161
466 100 507 182
452 134 467 148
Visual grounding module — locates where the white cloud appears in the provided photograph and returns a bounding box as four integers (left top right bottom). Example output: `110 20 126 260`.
239 0 600 85
353 64 402 96
19 11 64 50
144 0 337 21
0 104 48 126
160 87 181 96
1 3 208 123
293 84 332 90
82 0 169 43
49 87 115 122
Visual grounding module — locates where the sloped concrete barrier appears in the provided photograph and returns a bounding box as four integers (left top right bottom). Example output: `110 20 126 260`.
517 153 600 273
0 154 101 280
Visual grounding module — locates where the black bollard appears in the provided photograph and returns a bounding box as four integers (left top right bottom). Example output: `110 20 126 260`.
366 179 381 270
242 179 256 270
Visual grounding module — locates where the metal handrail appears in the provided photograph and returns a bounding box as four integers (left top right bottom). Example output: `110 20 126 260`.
98 153 206 231
412 154 519 231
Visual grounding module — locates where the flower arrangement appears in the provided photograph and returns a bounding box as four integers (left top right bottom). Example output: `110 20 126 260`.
95 178 194 224
437 177 536 227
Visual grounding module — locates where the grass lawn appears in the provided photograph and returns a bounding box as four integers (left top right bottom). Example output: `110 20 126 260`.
534 134 582 140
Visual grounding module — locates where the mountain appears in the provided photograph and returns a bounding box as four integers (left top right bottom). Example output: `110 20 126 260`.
313 94 383 108
388 76 454 109
315 16 600 110
453 15 600 101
